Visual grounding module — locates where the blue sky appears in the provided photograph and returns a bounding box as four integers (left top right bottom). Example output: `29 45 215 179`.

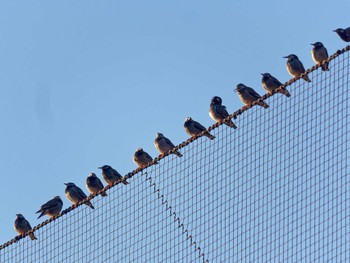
0 1 349 245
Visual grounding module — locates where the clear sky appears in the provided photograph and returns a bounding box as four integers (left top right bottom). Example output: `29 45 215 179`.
0 0 349 245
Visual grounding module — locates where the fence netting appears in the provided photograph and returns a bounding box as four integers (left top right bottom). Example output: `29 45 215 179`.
1 47 350 262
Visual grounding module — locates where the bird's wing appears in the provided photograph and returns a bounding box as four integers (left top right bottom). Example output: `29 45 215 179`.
295 59 306 71
192 120 206 131
24 219 32 230
272 76 283 86
144 152 153 161
322 47 329 57
75 186 87 199
216 105 229 118
96 178 104 189
41 199 59 210
163 137 175 147
246 87 261 99
111 168 122 178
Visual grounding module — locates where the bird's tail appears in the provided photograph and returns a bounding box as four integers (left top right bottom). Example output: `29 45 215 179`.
122 180 130 185
100 191 108 197
279 88 291 97
174 151 183 157
29 233 37 240
321 62 329 71
86 201 95 209
302 74 311 82
225 120 237 129
36 212 45 219
205 132 216 140
258 101 269 109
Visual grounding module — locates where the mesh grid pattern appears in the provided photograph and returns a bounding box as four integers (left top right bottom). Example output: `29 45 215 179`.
0 48 349 262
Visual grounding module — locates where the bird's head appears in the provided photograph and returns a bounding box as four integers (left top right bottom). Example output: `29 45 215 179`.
283 54 297 60
89 173 97 178
235 83 245 92
16 214 24 218
311 42 322 47
156 132 164 138
185 117 192 122
98 165 111 170
211 96 222 105
136 147 143 153
64 182 75 187
333 28 344 34
54 196 61 200
261 73 270 78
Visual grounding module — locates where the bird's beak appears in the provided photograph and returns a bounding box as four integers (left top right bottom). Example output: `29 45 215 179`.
283 56 289 58
16 214 19 216
260 73 264 76
64 183 68 185
310 43 315 46
98 167 102 169
333 29 336 32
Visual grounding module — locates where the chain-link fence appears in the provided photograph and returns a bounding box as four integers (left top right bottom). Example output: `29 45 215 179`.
1 46 349 262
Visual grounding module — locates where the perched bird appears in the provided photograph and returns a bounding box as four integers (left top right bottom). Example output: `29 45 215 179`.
155 132 183 157
64 182 94 209
283 54 311 82
311 42 329 71
36 196 63 219
184 117 215 140
209 96 237 128
86 173 107 197
14 214 37 240
333 27 350 42
235 83 269 109
133 147 157 168
261 73 290 97
98 165 129 185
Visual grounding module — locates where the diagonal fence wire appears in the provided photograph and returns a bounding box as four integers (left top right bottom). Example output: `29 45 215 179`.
0 45 349 262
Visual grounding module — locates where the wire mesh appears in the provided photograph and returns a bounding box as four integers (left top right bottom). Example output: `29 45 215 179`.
0 46 349 262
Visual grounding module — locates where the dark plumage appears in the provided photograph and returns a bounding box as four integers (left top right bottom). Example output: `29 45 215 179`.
133 147 157 167
98 165 129 186
86 173 107 197
311 42 329 71
284 54 311 82
334 27 350 42
261 73 290 97
155 133 183 157
184 117 215 140
236 83 269 109
36 196 63 219
14 214 37 240
209 96 237 129
64 182 94 209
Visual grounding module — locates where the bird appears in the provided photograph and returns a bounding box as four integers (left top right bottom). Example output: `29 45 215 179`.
36 196 63 219
209 96 237 128
333 27 350 42
155 132 183 157
133 147 157 168
283 54 311 82
86 173 107 197
235 83 269 109
98 165 129 186
311 42 329 71
184 117 215 140
261 73 291 97
64 182 94 209
14 214 37 240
